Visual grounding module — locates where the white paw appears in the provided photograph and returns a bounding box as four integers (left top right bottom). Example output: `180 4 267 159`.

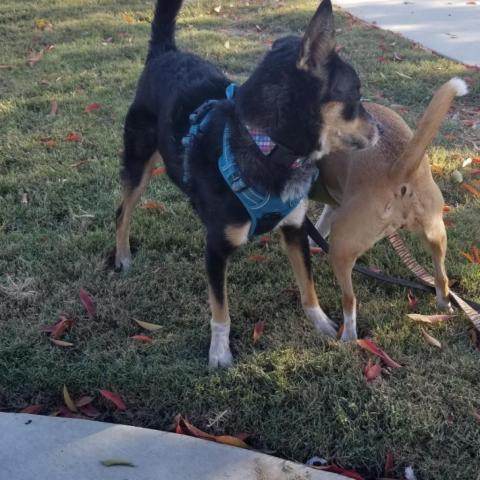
436 293 454 313
340 327 358 342
115 255 132 271
305 306 337 337
208 319 233 369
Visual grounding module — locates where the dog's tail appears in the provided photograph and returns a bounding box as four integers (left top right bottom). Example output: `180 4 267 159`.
389 77 468 180
147 0 184 62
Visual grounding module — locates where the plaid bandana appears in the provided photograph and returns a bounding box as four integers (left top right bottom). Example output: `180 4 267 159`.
246 126 276 156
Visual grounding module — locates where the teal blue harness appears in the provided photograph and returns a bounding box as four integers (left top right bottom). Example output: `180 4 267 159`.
182 84 318 238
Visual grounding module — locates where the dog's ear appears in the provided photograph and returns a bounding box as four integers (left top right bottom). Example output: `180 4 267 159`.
297 0 335 77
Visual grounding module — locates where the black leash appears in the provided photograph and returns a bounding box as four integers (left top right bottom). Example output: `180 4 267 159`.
305 216 480 313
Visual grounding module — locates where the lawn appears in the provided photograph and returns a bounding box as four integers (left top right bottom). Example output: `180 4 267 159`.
0 0 479 478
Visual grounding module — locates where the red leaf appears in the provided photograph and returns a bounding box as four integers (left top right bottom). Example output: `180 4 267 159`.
247 255 266 263
99 390 127 411
253 320 265 344
384 451 395 477
79 288 96 319
462 183 480 198
39 137 57 148
79 403 101 418
364 360 382 382
84 102 101 113
129 335 153 343
20 404 43 414
58 406 83 419
152 166 166 176
51 318 68 339
64 134 81 142
259 235 271 245
174 415 215 440
310 246 324 254
75 396 94 408
357 339 402 368
140 201 165 210
407 290 418 311
472 157 480 165
317 464 365 480
466 1 477 5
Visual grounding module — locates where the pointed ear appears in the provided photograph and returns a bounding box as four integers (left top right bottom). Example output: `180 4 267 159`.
297 0 336 77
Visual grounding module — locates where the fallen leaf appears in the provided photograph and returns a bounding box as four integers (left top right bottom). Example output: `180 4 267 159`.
21 193 28 205
0 64 15 70
99 390 127 411
442 205 453 213
421 328 442 348
48 99 58 116
84 102 101 113
101 459 135 467
407 313 455 324
315 464 365 480
443 219 455 228
224 40 230 49
34 19 53 30
75 396 94 408
63 385 78 412
253 320 265 344
20 404 43 414
79 403 101 418
213 5 222 13
129 335 153 343
357 339 402 368
247 255 266 263
175 415 215 440
140 201 165 210
27 50 44 67
466 1 477 5
64 134 81 142
215 435 249 449
384 451 394 477
50 339 74 347
58 405 82 419
152 166 166 176
79 288 96 319
122 13 135 24
377 56 388 63
134 319 162 331
472 157 480 165
310 246 324 254
393 52 404 61
50 316 74 339
430 164 444 174
407 290 418 311
39 137 57 147
364 360 382 382
462 183 480 198
460 251 475 263
259 235 271 245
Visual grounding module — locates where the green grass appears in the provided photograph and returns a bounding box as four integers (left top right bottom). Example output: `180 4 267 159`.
1 1 479 478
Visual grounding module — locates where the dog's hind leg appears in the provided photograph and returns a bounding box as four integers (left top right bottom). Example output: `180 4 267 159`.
281 224 337 337
420 218 453 312
115 107 158 271
206 234 236 368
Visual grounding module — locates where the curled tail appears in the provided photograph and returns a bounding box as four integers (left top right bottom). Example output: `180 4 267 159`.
147 0 184 62
389 77 468 180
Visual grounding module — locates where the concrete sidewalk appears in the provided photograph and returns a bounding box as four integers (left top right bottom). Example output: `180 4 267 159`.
334 0 480 67
0 413 348 480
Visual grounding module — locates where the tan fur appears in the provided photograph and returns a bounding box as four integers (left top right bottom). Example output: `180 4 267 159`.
115 151 161 269
320 101 378 154
208 284 229 323
314 81 460 340
225 223 251 247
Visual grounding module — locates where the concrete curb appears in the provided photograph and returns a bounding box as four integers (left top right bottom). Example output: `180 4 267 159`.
0 413 348 480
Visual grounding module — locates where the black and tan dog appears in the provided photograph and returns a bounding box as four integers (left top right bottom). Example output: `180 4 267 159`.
310 78 467 340
115 0 380 367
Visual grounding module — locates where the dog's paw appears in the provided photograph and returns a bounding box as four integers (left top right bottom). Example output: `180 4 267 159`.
209 347 233 369
209 319 233 369
436 293 454 313
115 255 132 272
305 306 337 337
340 328 358 342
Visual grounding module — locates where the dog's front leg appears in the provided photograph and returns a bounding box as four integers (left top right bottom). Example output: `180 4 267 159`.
281 224 337 337
206 236 235 368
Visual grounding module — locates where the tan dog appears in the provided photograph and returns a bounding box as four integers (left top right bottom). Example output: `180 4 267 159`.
309 78 468 341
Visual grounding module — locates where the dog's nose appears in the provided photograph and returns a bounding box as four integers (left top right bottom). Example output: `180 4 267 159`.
376 121 384 136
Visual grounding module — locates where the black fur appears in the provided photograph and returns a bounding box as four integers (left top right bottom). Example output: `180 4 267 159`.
119 0 372 314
